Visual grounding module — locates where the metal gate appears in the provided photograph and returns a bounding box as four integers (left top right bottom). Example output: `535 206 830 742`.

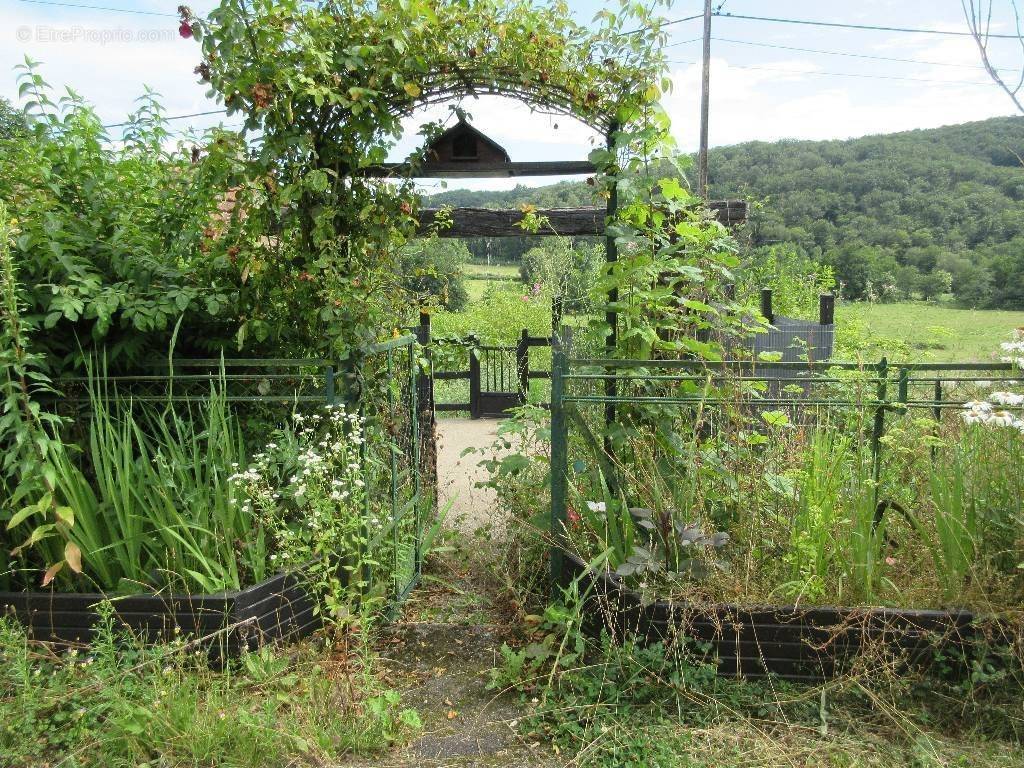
424 319 551 418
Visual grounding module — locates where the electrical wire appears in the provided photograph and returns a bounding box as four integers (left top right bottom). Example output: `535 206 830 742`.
711 11 1023 39
665 36 703 49
665 58 994 86
16 0 178 17
620 12 703 36
101 109 226 128
707 36 1006 71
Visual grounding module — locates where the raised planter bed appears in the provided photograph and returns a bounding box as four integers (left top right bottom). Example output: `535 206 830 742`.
562 552 1002 682
0 565 321 661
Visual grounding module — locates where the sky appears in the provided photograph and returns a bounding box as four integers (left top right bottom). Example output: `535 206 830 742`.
2 0 1023 192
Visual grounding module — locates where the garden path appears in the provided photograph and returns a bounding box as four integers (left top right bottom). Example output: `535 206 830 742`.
434 417 510 534
343 417 559 767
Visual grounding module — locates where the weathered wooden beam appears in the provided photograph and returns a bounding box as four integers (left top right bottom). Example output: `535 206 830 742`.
361 160 596 178
418 207 601 237
417 200 747 237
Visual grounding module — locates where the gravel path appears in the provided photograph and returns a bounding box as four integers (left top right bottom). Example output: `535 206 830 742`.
434 417 509 534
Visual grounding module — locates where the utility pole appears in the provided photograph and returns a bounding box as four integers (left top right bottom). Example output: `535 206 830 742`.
697 0 712 198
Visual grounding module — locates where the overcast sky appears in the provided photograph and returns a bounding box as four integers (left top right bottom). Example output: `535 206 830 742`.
2 0 1022 192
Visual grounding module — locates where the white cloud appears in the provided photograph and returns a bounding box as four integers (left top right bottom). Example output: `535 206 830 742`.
1 6 214 129
664 54 1019 151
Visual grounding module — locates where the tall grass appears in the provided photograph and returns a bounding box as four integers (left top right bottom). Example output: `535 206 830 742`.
842 446 885 604
923 452 978 602
50 374 260 594
782 428 850 601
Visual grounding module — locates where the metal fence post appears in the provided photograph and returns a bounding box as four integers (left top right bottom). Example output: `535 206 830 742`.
468 335 481 419
325 364 335 406
517 328 530 403
385 350 400 603
871 357 888 498
409 341 422 583
549 327 569 588
760 288 774 325
416 313 437 492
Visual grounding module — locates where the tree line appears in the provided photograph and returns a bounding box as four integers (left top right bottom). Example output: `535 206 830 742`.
424 116 1024 309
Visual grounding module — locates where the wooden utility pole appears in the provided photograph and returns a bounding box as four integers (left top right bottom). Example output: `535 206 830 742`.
697 0 712 198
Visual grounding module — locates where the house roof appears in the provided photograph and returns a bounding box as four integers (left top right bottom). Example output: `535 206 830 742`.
428 118 511 163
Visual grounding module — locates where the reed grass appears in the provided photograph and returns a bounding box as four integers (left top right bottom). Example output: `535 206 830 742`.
48 373 260 594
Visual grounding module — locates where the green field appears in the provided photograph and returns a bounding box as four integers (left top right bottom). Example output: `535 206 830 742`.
463 261 520 279
463 262 521 302
837 301 1024 362
455 275 1023 363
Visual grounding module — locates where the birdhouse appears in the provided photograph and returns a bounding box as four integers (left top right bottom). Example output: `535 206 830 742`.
425 118 511 166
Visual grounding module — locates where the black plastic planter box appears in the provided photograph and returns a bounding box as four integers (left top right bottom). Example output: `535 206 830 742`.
0 564 322 661
562 552 1006 682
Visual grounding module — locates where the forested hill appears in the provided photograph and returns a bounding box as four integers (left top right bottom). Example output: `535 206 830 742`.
424 116 1024 309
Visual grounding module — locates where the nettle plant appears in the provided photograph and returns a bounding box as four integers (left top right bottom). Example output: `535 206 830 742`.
183 0 671 361
1 60 247 371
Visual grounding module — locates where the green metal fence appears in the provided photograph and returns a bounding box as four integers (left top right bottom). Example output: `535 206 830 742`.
549 332 1021 582
50 338 429 612
356 334 426 608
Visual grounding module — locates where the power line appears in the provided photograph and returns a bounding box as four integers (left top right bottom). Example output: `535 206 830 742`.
712 11 1024 39
621 12 703 36
665 36 702 49
666 58 994 86
662 12 704 29
16 0 178 17
102 109 227 129
708 36 1005 71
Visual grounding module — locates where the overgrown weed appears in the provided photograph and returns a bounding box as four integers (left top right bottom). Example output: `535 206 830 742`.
0 606 420 767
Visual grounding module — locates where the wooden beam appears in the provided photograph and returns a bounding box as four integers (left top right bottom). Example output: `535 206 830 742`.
418 207 601 237
361 160 596 179
417 200 747 237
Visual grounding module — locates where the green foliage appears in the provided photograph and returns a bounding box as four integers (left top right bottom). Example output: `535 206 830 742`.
922 449 978 601
717 117 1024 308
0 97 27 142
738 245 835 319
399 237 470 311
0 200 73 586
229 405 388 620
495 616 1024 766
0 612 419 767
520 239 603 313
430 117 1024 309
188 0 670 355
1 62 246 372
782 429 853 600
593 155 762 361
432 281 553 343
20 375 259 594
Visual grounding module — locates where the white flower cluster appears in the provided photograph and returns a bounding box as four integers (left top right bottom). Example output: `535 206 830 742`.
1000 330 1024 370
227 403 371 567
961 331 1024 433
962 396 1024 432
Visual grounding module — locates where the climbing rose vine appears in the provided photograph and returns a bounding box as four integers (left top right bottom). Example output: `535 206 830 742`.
183 0 670 362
